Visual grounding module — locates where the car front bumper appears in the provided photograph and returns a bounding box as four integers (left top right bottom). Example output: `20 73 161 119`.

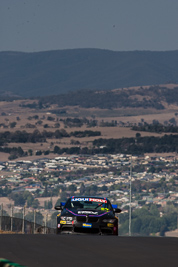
57 220 118 235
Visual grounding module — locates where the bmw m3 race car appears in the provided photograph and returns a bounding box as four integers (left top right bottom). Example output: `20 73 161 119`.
55 196 121 235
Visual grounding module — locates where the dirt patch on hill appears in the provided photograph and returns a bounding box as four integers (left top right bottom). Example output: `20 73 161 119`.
165 229 178 238
36 197 59 208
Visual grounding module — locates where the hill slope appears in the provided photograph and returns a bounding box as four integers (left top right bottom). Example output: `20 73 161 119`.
1 49 178 97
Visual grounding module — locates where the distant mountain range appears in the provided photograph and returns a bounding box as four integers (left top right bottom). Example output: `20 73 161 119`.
0 49 178 97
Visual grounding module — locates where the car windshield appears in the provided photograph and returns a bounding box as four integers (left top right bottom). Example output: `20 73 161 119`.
65 197 112 211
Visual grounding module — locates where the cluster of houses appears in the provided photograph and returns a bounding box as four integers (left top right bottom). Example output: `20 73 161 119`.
0 153 178 216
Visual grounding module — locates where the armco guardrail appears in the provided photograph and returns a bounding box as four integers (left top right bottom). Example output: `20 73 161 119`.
0 204 56 234
0 215 55 234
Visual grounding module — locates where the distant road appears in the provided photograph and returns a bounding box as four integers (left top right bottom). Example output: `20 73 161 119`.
0 235 177 267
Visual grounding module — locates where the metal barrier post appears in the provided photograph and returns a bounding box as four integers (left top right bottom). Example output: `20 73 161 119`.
0 203 3 231
22 206 25 234
34 210 36 234
11 206 13 232
45 214 48 234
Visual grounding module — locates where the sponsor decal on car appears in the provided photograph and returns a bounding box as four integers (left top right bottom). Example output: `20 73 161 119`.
89 198 107 203
107 223 114 227
66 208 109 217
82 223 92 228
101 208 109 211
71 198 89 202
78 211 98 215
71 197 107 203
60 220 66 224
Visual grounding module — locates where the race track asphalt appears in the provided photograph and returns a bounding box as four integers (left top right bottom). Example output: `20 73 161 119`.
0 235 177 267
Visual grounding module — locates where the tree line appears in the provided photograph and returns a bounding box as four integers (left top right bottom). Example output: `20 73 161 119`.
0 129 101 145
36 86 168 109
132 124 178 133
93 135 178 154
16 85 178 110
1 133 178 160
119 204 177 236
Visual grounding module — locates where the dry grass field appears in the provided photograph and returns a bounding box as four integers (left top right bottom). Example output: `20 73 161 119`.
0 95 178 161
0 197 14 209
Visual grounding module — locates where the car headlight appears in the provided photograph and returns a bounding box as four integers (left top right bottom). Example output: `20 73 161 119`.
60 216 73 221
102 219 115 223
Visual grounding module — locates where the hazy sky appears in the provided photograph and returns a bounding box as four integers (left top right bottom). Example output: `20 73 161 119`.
1 0 178 52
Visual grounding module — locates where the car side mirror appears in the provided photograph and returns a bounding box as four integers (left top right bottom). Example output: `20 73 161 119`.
55 205 63 210
113 208 122 213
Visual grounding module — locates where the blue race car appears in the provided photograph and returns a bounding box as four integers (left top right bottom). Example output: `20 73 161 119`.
55 196 121 235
